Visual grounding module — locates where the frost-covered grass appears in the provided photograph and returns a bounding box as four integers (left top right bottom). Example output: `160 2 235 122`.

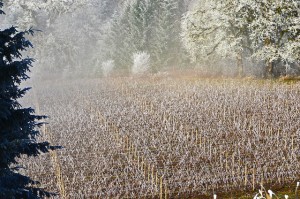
215 183 299 199
20 77 300 198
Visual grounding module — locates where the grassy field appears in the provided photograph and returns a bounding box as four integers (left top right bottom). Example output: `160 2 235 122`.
19 76 300 198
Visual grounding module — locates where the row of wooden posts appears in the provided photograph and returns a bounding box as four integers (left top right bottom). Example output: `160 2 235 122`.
45 126 66 198
97 106 260 198
124 89 280 192
34 90 67 198
36 86 285 198
98 111 169 199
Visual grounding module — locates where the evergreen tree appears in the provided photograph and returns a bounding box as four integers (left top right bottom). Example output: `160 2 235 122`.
151 0 181 70
106 8 133 71
106 0 186 72
0 1 57 198
105 0 155 72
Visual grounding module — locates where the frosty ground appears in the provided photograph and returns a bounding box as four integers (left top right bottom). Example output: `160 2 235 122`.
19 76 300 198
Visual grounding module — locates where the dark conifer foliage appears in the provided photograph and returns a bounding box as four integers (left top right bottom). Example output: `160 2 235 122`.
0 1 57 198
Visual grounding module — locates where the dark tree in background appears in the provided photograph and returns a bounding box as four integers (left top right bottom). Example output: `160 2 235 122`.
0 1 56 198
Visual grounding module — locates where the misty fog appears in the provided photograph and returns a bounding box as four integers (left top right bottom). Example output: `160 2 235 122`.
1 1 300 198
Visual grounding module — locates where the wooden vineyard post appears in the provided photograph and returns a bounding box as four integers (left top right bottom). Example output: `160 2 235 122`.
199 134 202 146
129 141 132 156
165 183 168 199
160 176 163 199
244 164 247 187
292 136 294 151
142 161 145 174
115 128 119 142
152 166 154 185
134 146 137 160
209 142 212 161
232 153 235 171
131 143 134 157
252 167 255 191
127 140 131 155
126 136 129 152
225 151 228 172
156 171 158 186
148 163 151 182
261 172 264 187
43 123 46 137
144 162 147 178
195 129 198 144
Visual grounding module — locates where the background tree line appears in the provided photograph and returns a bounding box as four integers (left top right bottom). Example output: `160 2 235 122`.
1 0 299 78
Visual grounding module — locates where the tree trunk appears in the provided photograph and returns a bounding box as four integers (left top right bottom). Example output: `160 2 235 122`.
265 61 274 78
237 53 244 77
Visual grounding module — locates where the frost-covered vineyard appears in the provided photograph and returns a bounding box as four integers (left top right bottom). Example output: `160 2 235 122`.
21 78 300 198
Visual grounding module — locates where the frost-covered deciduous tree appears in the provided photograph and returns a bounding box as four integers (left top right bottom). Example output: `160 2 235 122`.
182 0 255 76
182 0 300 77
132 51 151 74
248 0 300 77
5 0 89 28
0 1 57 198
102 60 115 77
